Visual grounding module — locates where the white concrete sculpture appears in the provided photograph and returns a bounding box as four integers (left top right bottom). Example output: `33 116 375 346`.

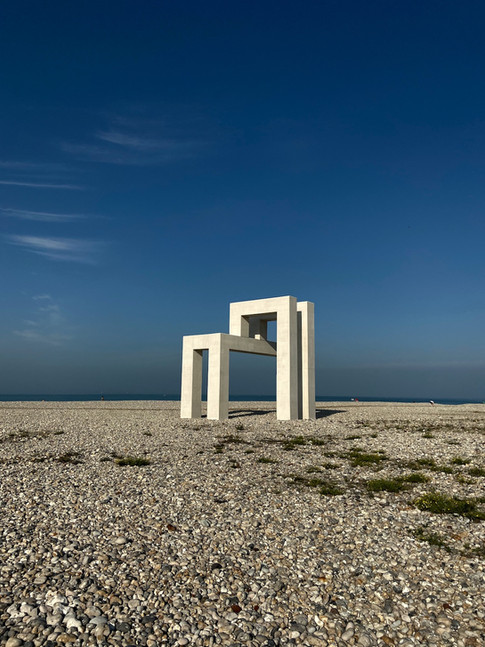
180 296 315 420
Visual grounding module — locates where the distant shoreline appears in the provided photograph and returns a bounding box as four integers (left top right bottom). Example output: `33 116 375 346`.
0 394 483 405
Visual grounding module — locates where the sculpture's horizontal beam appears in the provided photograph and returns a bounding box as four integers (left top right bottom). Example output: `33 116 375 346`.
182 333 276 357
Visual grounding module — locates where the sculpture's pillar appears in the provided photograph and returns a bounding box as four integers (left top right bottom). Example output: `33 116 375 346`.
207 335 229 420
277 296 299 420
180 341 203 418
298 301 316 419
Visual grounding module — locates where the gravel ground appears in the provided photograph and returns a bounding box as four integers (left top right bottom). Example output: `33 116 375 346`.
0 400 484 647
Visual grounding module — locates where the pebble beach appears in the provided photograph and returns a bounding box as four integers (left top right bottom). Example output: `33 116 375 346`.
0 400 484 647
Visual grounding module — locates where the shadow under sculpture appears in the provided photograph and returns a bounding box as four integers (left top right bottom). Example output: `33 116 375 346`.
180 296 315 421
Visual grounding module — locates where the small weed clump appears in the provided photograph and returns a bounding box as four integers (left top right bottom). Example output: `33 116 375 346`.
404 458 453 474
406 457 436 469
345 435 362 440
400 472 430 484
319 482 344 496
214 443 224 454
464 543 485 558
422 432 435 439
306 466 323 473
341 448 387 467
367 472 430 493
115 456 151 467
414 492 485 521
431 464 454 474
143 431 152 437
450 456 471 466
455 474 474 485
221 434 247 444
235 424 245 431
280 435 326 451
321 461 341 469
1 429 64 443
412 526 449 549
289 474 343 496
367 478 409 493
258 457 278 464
57 451 83 465
468 467 485 477
283 436 306 450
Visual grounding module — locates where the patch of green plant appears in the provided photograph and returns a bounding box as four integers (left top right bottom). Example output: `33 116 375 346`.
465 543 485 558
430 464 454 474
306 466 323 473
400 472 430 483
406 457 436 469
340 449 387 467
280 435 326 450
413 492 485 521
468 467 485 477
258 457 278 464
310 437 326 446
345 435 362 440
321 461 341 469
422 432 434 439
283 436 313 449
235 423 244 431
214 443 224 453
367 478 410 493
115 456 151 467
369 433 378 438
221 434 247 444
450 456 471 466
446 440 460 445
1 428 64 443
229 459 241 469
412 526 448 549
319 482 344 496
57 451 83 465
143 431 152 437
244 449 254 454
31 453 53 463
455 474 474 485
100 456 111 462
289 474 343 495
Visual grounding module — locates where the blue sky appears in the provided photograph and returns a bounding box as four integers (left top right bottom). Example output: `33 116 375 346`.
1 1 484 398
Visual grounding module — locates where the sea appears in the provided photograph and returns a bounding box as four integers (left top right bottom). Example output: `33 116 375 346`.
0 394 483 405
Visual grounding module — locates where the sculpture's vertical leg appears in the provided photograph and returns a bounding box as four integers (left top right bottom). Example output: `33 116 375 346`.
276 297 298 420
180 340 203 418
298 302 316 419
207 335 229 420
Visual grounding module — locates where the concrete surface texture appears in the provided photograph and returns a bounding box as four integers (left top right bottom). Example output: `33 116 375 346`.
181 296 315 421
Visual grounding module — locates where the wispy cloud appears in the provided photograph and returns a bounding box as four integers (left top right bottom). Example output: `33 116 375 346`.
0 160 66 171
14 295 72 346
1 208 86 222
0 160 85 190
0 180 84 189
61 113 205 166
6 235 103 263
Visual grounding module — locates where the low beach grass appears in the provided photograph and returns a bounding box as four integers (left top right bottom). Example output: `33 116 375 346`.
115 455 151 467
413 492 485 521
